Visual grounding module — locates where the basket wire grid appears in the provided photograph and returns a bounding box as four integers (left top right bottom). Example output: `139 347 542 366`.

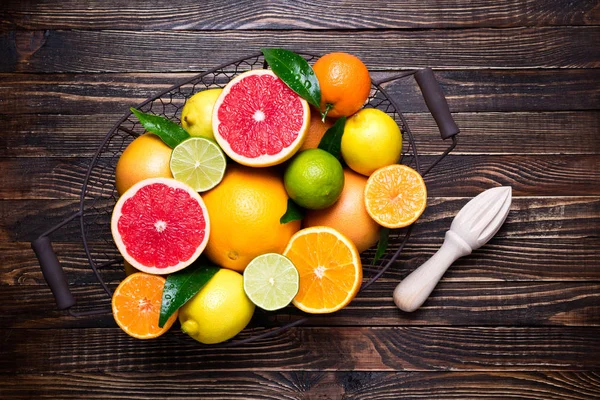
33 52 458 344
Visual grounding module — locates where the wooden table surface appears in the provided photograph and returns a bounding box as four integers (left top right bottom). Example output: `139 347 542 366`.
2 1 599 399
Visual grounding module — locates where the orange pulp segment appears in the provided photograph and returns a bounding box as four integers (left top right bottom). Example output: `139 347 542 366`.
111 272 177 339
364 164 427 229
283 226 362 314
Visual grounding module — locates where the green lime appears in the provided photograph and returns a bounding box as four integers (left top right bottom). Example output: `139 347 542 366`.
243 253 299 311
181 88 223 139
170 137 227 192
284 148 345 210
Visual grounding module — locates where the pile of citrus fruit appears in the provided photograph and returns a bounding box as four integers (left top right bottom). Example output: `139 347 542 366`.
110 50 427 344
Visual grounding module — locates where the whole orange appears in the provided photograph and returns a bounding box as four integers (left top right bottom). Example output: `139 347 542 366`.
313 52 371 118
202 165 301 272
299 111 335 151
115 133 173 195
303 168 380 253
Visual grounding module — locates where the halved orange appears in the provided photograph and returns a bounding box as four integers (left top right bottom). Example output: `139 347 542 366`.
111 272 177 339
364 164 427 229
283 226 362 314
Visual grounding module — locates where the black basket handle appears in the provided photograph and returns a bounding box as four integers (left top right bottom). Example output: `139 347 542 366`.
31 236 76 310
414 68 460 140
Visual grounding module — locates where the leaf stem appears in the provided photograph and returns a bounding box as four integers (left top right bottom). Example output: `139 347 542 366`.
321 103 334 122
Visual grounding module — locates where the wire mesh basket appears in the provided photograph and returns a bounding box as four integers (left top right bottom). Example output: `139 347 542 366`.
32 52 459 345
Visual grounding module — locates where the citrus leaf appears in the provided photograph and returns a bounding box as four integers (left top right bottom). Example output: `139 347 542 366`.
130 107 190 148
261 48 321 109
159 262 219 327
318 116 346 159
280 198 304 224
372 228 390 265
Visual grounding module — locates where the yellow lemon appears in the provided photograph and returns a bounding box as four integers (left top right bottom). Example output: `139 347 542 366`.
179 269 255 344
341 108 402 176
181 88 223 139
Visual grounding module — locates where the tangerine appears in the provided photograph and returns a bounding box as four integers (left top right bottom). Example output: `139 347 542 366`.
313 52 371 118
364 164 427 229
112 272 177 339
283 226 362 314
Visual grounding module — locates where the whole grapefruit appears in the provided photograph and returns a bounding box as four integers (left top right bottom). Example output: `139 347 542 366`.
303 168 380 253
202 165 301 272
115 133 173 195
299 111 334 151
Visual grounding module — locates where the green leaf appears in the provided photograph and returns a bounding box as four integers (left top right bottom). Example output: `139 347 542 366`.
372 228 390 265
280 198 304 224
261 48 321 109
130 107 190 148
318 116 346 159
158 262 219 327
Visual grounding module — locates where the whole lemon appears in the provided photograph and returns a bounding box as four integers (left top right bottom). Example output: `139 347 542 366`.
341 108 402 176
304 168 380 253
284 149 345 210
202 165 300 272
179 269 255 344
115 133 173 195
181 88 223 140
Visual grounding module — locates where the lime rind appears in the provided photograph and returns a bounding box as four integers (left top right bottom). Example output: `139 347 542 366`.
243 253 300 311
170 137 227 192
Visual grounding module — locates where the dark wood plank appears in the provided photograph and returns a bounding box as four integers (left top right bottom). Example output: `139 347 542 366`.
2 112 599 158
1 327 598 372
3 154 598 200
1 371 599 399
3 281 599 328
2 0 598 30
2 69 598 116
3 197 597 243
4 237 599 286
2 28 599 73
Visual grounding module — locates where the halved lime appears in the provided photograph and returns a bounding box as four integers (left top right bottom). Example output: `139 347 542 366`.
243 253 299 311
170 137 227 192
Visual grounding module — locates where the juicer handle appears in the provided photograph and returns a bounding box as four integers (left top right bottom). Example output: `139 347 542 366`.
393 230 471 312
31 236 76 310
415 68 460 140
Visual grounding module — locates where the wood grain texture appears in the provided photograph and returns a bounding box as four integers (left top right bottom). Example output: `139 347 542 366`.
2 27 599 73
2 197 598 243
2 0 598 30
4 237 599 286
1 69 599 116
1 327 598 372
1 1 599 396
2 112 599 157
3 281 599 328
1 371 599 399
3 154 599 200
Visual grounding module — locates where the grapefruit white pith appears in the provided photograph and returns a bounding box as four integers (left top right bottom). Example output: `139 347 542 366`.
111 177 210 275
212 69 310 167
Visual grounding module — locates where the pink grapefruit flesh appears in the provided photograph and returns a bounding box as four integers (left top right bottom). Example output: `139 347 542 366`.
212 69 310 167
111 177 210 275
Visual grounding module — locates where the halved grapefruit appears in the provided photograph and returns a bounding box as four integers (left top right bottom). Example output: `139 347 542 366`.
111 177 210 275
212 69 310 167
